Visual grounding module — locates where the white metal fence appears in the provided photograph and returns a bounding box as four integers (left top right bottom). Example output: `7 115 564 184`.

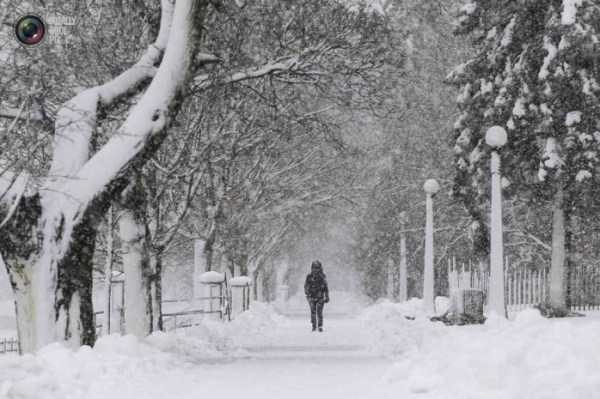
448 257 548 311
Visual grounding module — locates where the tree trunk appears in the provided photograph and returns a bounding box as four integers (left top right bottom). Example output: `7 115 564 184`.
118 206 153 338
194 240 207 298
150 251 163 332
102 206 115 335
549 187 566 308
1 195 102 353
399 225 408 302
564 205 573 309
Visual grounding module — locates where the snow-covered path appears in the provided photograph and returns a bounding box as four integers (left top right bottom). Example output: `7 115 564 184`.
80 316 395 399
187 317 394 399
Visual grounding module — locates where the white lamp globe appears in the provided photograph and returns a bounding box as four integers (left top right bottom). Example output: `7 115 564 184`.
424 179 439 194
485 126 508 148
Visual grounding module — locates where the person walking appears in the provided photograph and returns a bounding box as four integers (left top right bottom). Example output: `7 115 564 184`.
304 260 329 332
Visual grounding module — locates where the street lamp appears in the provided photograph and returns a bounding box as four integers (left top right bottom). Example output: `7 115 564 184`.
423 179 439 314
485 126 508 318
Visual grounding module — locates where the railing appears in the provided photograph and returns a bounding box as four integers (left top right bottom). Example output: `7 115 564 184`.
0 338 18 354
449 257 547 311
449 257 600 312
568 263 600 311
506 269 547 311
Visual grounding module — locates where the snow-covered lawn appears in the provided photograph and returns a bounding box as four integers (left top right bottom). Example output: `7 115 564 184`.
1 296 600 399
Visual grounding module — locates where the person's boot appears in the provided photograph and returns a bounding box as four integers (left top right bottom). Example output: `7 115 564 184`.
312 325 317 332
318 326 323 332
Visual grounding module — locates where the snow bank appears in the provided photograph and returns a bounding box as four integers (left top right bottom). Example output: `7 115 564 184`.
0 327 233 399
359 298 448 357
378 308 600 398
203 302 283 343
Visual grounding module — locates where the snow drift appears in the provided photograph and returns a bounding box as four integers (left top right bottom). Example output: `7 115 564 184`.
361 300 600 398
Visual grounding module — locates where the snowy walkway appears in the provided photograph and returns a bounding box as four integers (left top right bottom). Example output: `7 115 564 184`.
75 316 396 399
189 317 395 399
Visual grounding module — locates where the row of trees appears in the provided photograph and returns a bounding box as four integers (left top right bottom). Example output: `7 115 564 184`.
346 0 600 310
0 0 391 353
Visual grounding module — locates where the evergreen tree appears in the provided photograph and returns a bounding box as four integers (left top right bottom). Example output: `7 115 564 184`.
448 0 600 309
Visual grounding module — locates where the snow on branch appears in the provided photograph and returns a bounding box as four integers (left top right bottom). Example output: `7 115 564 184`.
0 170 30 227
42 0 175 193
59 0 204 212
193 44 333 90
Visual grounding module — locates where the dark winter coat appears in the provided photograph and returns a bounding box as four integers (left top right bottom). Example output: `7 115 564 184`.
305 271 329 302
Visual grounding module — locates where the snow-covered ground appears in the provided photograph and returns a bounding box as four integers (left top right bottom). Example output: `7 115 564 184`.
2 295 600 399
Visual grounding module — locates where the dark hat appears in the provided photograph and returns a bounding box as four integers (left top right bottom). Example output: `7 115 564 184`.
311 260 322 270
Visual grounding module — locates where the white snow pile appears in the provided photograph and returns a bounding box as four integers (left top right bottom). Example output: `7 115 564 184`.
204 301 284 342
0 326 235 399
376 308 600 398
359 297 449 357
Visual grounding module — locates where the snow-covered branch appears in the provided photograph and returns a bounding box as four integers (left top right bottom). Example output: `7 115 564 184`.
55 0 204 213
43 1 174 193
0 170 30 219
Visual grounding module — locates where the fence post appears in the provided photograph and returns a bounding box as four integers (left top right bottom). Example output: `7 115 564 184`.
230 276 253 317
199 271 226 321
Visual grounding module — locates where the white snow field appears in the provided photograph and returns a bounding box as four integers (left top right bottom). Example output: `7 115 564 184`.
1 293 600 399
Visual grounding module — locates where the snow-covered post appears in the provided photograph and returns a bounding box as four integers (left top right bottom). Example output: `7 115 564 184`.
486 126 508 318
423 179 439 314
230 276 252 317
199 271 225 321
399 211 408 302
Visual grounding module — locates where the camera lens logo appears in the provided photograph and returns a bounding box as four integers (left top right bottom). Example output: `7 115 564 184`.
14 14 47 46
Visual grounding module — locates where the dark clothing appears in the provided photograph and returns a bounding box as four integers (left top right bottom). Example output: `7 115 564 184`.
305 270 329 329
308 298 324 328
304 271 329 301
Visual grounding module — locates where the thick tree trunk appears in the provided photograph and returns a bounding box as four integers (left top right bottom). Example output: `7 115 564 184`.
118 179 154 340
1 195 101 353
118 208 153 338
549 187 566 308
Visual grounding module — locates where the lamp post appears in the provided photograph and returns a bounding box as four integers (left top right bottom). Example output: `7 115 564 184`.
399 211 408 302
423 179 439 314
486 126 508 318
